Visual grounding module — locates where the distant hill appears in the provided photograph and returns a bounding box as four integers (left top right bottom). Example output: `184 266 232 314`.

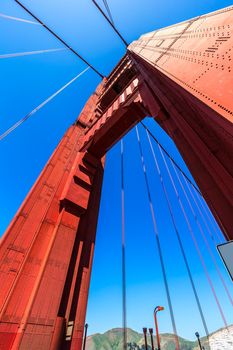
86 328 207 350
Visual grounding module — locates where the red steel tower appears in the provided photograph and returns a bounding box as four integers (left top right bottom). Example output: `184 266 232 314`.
0 6 232 349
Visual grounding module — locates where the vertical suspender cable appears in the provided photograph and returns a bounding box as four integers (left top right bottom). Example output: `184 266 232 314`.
140 122 225 244
157 144 228 328
91 0 128 46
140 122 202 196
182 176 217 245
192 189 226 243
121 140 127 350
135 126 180 350
172 163 233 307
144 128 209 337
102 0 115 25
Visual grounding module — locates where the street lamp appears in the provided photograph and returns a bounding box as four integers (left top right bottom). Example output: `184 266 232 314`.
195 331 203 350
149 328 155 350
82 323 88 350
143 327 148 350
154 306 164 350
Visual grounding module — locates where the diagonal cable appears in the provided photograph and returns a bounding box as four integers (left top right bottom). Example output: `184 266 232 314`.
135 125 180 350
14 0 104 78
0 67 89 141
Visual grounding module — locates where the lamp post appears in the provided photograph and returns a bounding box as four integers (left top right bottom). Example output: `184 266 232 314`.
82 323 88 350
195 331 203 350
149 328 155 350
143 327 148 350
154 306 164 350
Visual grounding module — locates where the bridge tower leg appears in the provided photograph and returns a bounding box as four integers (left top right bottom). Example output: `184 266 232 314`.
0 98 105 349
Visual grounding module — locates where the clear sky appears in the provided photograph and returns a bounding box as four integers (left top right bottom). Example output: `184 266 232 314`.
0 0 233 342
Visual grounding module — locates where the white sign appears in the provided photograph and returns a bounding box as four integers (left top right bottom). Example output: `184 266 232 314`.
217 241 233 282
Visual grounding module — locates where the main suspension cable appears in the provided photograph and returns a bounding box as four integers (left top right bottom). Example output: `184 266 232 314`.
172 162 233 307
135 126 180 350
91 0 128 47
0 48 66 60
140 122 202 196
144 127 209 337
0 67 89 141
121 139 127 350
158 143 228 328
0 12 40 25
14 0 104 78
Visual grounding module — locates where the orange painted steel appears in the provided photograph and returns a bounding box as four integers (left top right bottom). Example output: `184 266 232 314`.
128 6 233 237
0 6 232 349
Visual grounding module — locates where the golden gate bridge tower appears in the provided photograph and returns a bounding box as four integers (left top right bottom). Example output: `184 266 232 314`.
0 5 232 350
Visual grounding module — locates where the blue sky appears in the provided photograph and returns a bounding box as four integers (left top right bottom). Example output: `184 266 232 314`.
0 0 233 342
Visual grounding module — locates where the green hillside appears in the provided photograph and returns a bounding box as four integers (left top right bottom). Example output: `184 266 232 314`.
86 328 209 350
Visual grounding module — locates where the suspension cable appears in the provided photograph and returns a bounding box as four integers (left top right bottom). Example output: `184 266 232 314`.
0 12 40 25
121 139 127 350
157 143 228 328
14 0 104 78
0 67 89 141
172 162 233 307
135 125 180 350
144 127 209 337
91 0 128 47
0 48 66 60
102 0 115 25
140 122 202 196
